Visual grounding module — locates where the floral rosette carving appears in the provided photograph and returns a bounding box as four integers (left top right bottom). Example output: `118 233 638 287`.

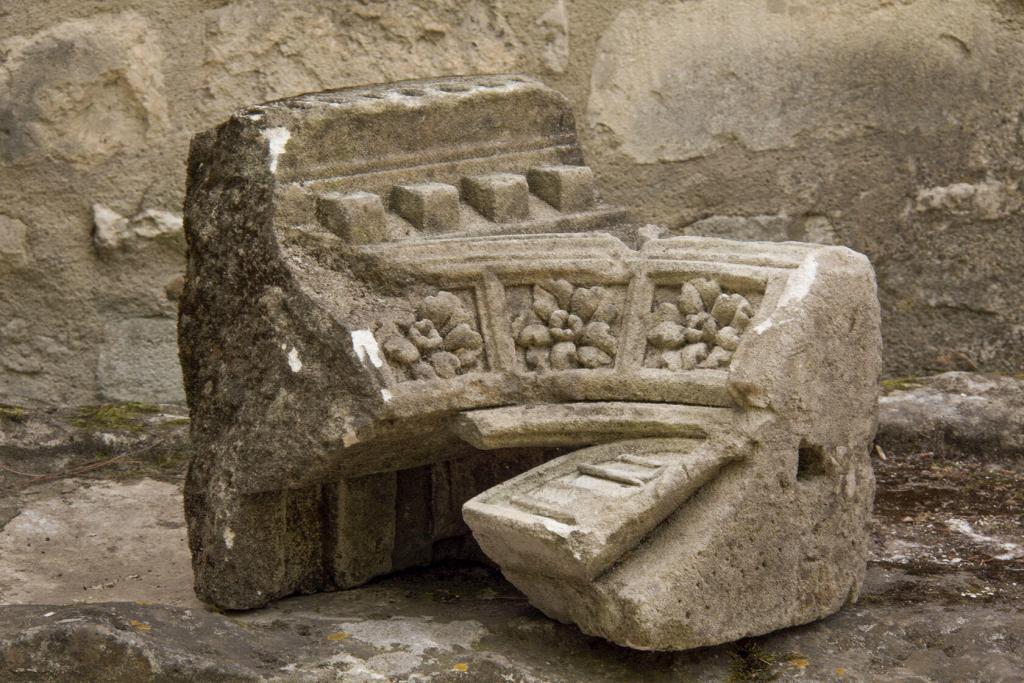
645 278 753 371
378 291 484 381
511 279 619 371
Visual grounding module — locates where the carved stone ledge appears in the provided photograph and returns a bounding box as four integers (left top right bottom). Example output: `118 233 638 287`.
179 75 881 652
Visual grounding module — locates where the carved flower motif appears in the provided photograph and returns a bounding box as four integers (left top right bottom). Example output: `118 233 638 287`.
512 279 619 371
645 278 752 371
379 291 484 381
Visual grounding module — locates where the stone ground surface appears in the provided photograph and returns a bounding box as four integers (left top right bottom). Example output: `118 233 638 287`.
1 373 1023 681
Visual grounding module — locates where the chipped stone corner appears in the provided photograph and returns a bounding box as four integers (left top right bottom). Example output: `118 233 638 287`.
262 127 291 175
179 75 881 652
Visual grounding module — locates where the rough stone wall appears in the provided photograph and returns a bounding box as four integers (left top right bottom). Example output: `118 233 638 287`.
2 0 1022 403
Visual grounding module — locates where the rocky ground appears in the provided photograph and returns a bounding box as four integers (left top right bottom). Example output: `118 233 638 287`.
1 372 1022 682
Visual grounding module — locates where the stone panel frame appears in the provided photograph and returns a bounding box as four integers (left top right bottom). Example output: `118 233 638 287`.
357 234 781 426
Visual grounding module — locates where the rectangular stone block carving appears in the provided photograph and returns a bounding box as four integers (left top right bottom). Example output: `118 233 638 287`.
180 75 882 651
461 173 530 223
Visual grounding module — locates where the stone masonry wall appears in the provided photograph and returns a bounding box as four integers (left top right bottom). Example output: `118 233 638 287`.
2 0 1022 403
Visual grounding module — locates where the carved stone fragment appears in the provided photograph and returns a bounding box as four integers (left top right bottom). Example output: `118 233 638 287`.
315 191 386 244
527 165 596 212
643 279 755 371
461 173 530 223
391 182 460 232
376 291 484 381
510 280 621 372
179 75 881 652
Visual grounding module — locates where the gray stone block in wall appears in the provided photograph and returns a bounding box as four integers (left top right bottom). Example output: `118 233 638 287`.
98 318 185 404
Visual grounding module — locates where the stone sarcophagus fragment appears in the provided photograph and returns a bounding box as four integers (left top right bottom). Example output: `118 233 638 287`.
179 75 881 650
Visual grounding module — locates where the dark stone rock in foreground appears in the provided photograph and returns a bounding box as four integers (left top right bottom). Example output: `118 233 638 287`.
1 564 1022 682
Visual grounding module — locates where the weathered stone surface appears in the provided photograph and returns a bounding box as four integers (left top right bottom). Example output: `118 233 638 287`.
680 213 840 246
199 1 525 104
2 395 1022 679
0 1 556 405
3 579 1022 682
392 183 461 232
98 319 185 404
315 191 388 244
538 0 570 75
0 479 195 608
179 77 880 651
92 205 184 255
0 401 190 493
0 318 75 388
0 603 264 681
914 179 1023 221
876 372 1024 459
527 165 596 211
0 402 193 611
0 12 168 166
581 0 1024 378
4 0 1024 403
461 174 531 223
0 216 30 270
587 1 993 162
466 245 881 650
178 75 614 612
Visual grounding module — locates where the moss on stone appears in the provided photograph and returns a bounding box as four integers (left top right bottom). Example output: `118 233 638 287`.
880 377 925 394
0 404 26 422
154 450 191 470
157 417 191 428
729 643 809 682
73 402 162 431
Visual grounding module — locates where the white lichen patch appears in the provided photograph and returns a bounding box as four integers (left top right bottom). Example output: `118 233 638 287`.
945 518 1024 561
262 127 291 174
287 347 302 373
351 329 385 368
323 617 488 678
